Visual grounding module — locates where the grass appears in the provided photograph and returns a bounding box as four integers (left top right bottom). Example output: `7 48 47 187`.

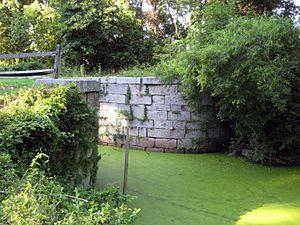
0 78 36 98
96 145 300 225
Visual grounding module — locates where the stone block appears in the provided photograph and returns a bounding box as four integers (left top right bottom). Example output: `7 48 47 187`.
177 139 193 149
148 129 185 139
146 147 165 152
155 138 177 148
185 121 204 130
132 105 145 119
147 104 170 111
99 117 116 126
129 127 138 136
99 135 114 144
154 120 173 129
152 95 165 104
168 111 190 121
142 77 162 84
147 111 167 120
148 85 177 95
129 84 146 95
106 84 128 95
130 119 154 128
36 78 101 92
165 95 187 105
133 137 155 147
130 95 152 105
138 127 147 137
185 130 206 139
117 77 142 84
170 105 189 112
100 76 117 84
99 103 129 112
100 94 125 104
172 121 186 129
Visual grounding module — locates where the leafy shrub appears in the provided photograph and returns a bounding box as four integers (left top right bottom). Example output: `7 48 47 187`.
0 60 46 72
1 84 99 184
0 154 139 224
158 15 300 165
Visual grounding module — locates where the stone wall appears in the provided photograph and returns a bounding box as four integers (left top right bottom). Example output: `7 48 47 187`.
36 77 229 153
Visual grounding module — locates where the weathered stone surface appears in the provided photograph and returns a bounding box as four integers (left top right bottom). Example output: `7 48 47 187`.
38 77 228 152
148 129 185 139
99 135 114 144
133 137 155 147
100 94 125 104
142 77 163 85
132 105 145 119
129 127 138 136
147 104 170 111
185 121 204 130
106 84 128 95
168 111 191 121
177 139 193 149
138 127 147 137
100 76 117 84
185 130 206 139
99 103 129 112
147 111 167 120
99 117 116 126
155 139 177 148
36 78 101 92
117 77 142 84
148 85 177 95
130 95 152 105
165 95 187 105
146 147 165 152
129 84 146 95
130 119 154 128
152 95 165 104
154 120 173 129
170 105 189 112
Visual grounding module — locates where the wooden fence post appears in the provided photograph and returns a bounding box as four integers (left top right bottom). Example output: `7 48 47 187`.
54 44 62 79
123 126 130 195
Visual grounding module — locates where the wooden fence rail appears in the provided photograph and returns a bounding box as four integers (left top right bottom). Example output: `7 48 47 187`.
0 44 62 78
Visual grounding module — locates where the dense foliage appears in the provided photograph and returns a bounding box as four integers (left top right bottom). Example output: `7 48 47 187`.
0 85 139 224
1 0 298 73
157 1 300 165
0 152 139 224
0 84 99 183
62 0 156 71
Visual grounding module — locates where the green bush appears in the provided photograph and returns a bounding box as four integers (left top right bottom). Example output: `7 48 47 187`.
0 153 139 224
158 15 300 165
0 60 46 72
1 84 99 183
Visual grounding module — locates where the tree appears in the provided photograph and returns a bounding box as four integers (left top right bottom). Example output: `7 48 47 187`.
62 0 156 71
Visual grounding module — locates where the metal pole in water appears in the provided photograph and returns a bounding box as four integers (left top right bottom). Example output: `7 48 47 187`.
123 126 129 195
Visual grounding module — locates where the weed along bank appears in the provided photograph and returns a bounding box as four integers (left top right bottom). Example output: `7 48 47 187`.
37 77 229 152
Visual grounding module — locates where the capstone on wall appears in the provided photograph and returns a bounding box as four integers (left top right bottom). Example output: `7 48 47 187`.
36 77 228 153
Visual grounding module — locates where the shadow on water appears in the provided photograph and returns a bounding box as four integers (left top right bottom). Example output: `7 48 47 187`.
95 145 300 225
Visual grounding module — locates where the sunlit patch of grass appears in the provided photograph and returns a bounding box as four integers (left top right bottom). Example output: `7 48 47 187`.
0 78 36 98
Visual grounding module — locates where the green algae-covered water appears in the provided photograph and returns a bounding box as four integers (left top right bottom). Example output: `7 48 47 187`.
96 145 300 225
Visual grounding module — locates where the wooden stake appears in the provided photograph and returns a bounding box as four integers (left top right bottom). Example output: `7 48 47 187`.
123 126 129 195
